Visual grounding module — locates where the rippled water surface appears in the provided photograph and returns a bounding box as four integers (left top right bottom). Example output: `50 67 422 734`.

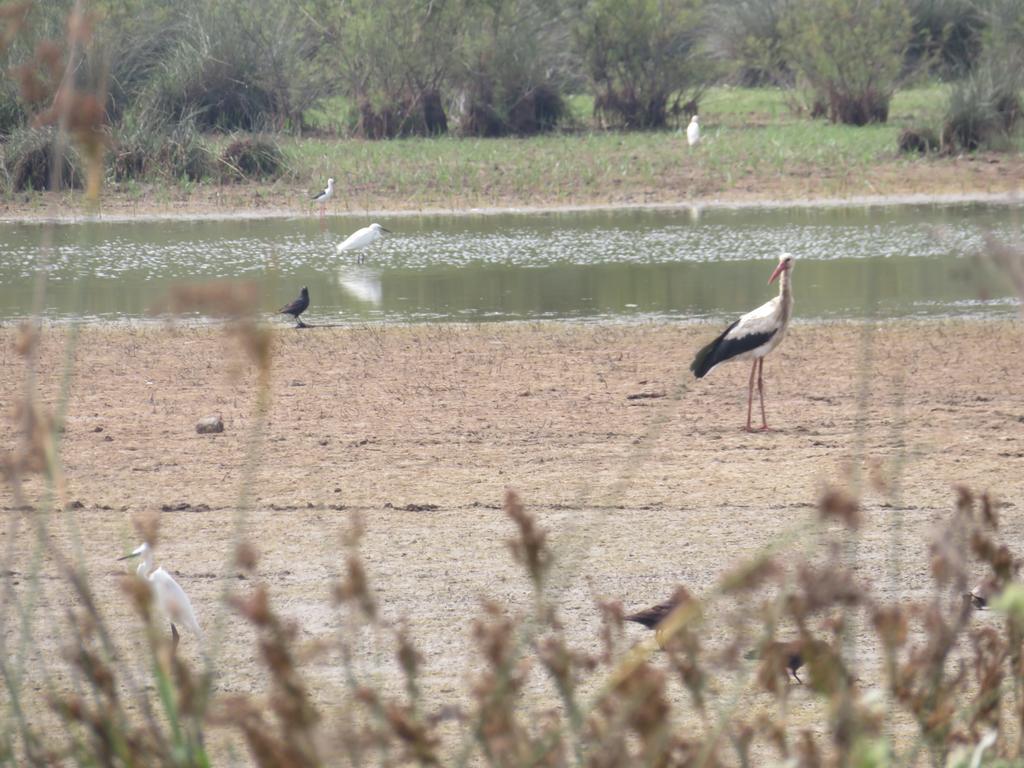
0 202 1020 323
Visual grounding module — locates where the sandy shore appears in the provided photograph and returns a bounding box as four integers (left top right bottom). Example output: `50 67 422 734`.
2 319 1024 760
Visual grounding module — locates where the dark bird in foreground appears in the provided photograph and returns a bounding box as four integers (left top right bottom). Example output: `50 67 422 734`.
691 253 795 431
279 286 310 327
745 639 807 684
965 581 994 610
625 587 695 629
624 587 698 648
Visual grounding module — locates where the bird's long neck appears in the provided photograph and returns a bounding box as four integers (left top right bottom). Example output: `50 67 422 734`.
138 549 154 579
777 268 793 323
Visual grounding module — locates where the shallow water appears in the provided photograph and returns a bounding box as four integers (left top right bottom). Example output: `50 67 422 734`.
0 202 1019 324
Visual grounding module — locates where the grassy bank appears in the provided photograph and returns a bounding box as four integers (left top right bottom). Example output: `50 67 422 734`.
7 86 1024 219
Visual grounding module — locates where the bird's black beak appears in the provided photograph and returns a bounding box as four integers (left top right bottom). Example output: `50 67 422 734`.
380 227 392 234
117 553 139 561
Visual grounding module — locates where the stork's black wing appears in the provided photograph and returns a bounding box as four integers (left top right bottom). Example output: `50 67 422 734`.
690 320 776 378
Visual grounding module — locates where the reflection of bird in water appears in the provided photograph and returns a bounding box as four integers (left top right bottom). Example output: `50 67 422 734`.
279 286 310 327
118 542 201 653
336 223 391 263
337 267 382 306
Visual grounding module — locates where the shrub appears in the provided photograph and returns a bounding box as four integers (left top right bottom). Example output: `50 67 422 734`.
219 135 286 182
904 0 985 79
943 60 1022 151
707 0 791 86
117 0 332 134
454 0 575 137
897 126 940 152
576 0 718 129
3 126 82 191
110 116 213 182
940 1 1023 151
327 0 459 138
781 0 912 125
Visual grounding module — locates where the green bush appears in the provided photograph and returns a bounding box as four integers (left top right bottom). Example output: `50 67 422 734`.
781 0 912 125
110 116 213 181
707 0 791 86
219 135 286 182
3 126 82 191
905 0 985 79
576 0 718 129
897 125 940 152
943 60 1022 150
941 0 1023 151
327 0 459 138
454 0 575 136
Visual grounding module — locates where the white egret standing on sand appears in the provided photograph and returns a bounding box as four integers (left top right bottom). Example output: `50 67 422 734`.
119 542 201 651
686 115 700 147
336 222 391 263
313 178 334 219
690 253 795 431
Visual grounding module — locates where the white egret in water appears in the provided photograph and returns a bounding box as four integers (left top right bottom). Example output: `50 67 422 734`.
336 223 391 263
313 178 334 219
686 115 700 147
119 542 201 651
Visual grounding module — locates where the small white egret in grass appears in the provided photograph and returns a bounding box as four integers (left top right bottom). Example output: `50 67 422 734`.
691 253 795 431
336 222 391 263
312 178 334 219
686 115 700 147
119 542 201 651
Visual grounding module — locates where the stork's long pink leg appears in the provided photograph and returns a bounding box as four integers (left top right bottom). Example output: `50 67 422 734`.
757 358 768 430
745 360 757 431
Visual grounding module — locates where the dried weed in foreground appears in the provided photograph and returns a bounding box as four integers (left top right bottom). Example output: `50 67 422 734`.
9 463 1024 767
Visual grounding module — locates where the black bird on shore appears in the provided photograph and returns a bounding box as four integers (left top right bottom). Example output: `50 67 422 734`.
624 587 699 648
625 587 694 630
745 640 807 684
279 286 310 327
965 581 994 610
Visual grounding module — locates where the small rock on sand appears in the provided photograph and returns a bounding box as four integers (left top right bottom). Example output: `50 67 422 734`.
196 415 224 434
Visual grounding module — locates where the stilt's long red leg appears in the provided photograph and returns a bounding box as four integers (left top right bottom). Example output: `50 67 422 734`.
757 358 768 429
745 360 757 431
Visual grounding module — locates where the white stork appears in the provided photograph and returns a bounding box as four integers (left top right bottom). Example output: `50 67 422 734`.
686 115 700 147
690 253 794 431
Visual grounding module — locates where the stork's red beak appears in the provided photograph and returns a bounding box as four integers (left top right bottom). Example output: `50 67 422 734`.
768 260 788 285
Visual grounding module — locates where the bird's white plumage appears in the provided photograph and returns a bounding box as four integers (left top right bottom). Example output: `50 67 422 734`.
314 178 335 204
686 116 700 147
336 222 389 254
124 542 201 641
718 294 788 363
149 567 202 637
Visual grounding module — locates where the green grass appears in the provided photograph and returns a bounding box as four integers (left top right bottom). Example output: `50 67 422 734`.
280 87 933 208
87 83 1024 208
